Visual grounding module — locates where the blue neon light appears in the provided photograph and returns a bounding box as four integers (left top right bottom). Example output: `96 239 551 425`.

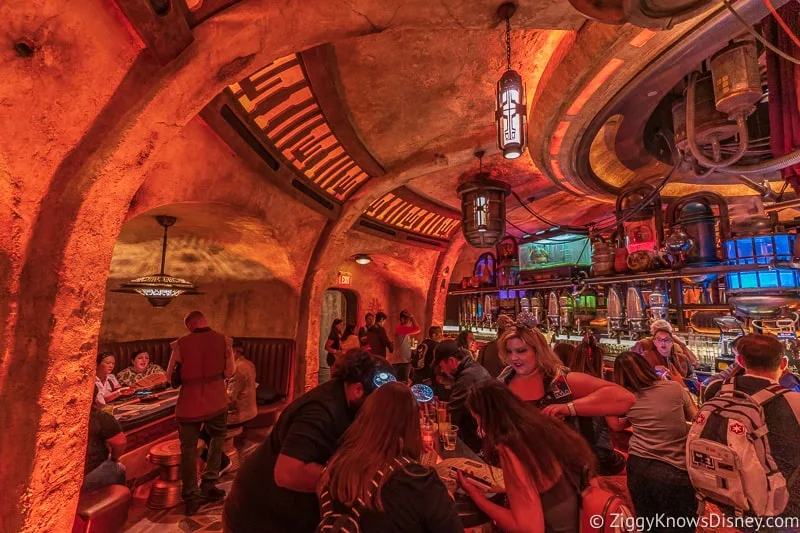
410 383 435 403
725 234 800 290
373 371 397 388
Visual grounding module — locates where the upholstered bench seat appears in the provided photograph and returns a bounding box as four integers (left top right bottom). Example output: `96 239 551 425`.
244 400 288 429
72 484 132 533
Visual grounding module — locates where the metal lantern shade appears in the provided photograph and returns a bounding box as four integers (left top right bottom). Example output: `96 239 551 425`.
112 215 201 307
496 69 527 159
458 176 510 248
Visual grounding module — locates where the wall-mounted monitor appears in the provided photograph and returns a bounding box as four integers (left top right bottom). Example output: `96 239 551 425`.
519 233 592 271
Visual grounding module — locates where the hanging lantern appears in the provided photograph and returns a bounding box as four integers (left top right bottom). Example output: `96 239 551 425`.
112 215 201 307
496 3 527 160
458 151 511 248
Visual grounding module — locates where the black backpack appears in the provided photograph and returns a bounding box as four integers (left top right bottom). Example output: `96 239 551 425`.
316 457 412 533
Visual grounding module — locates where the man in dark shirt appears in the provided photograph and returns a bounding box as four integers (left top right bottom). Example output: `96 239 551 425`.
358 312 375 347
703 334 800 522
366 311 393 358
478 314 513 378
434 340 491 453
83 388 127 492
412 325 442 385
222 351 394 533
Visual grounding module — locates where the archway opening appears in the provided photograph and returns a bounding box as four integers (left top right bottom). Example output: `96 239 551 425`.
318 288 358 383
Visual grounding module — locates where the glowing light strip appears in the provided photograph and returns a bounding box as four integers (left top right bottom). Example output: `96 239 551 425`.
549 120 570 155
629 29 657 48
566 58 625 116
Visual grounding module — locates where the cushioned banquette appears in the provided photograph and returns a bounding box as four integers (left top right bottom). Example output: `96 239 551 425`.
98 336 295 426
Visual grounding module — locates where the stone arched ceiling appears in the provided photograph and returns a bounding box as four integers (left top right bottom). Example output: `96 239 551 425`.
110 203 301 285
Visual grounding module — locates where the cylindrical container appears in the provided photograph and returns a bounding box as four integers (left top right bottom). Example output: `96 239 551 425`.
592 239 616 276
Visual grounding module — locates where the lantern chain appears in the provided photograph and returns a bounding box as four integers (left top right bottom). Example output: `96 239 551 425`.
505 16 512 72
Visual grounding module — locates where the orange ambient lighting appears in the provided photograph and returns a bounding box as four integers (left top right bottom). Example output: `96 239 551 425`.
629 29 657 48
549 121 570 155
566 58 625 116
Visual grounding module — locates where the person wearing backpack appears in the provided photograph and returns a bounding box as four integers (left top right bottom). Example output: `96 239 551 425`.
317 381 462 533
608 352 699 532
695 334 800 522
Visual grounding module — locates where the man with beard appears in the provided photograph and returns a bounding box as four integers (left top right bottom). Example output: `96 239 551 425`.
223 351 394 533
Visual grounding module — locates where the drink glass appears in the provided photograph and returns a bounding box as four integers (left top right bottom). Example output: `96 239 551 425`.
438 412 452 435
437 402 449 425
421 421 436 450
443 425 458 451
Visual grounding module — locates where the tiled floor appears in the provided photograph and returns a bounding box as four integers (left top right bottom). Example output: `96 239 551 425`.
123 477 233 532
122 436 741 533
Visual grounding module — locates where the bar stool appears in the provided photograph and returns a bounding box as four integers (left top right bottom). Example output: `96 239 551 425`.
222 426 244 473
146 439 183 509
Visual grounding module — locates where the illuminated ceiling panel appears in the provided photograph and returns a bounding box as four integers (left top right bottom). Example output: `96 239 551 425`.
228 54 370 201
364 190 460 241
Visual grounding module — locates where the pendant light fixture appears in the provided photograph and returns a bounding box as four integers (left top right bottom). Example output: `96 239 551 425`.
457 151 511 248
496 2 527 160
112 215 201 308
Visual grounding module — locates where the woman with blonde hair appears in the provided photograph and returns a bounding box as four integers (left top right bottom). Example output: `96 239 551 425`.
498 324 633 418
497 324 634 475
317 382 462 533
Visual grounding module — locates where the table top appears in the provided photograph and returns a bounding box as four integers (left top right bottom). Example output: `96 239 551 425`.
421 436 501 529
109 389 179 431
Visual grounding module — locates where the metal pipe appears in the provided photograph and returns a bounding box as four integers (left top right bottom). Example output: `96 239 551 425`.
718 147 800 174
765 197 800 212
686 71 749 169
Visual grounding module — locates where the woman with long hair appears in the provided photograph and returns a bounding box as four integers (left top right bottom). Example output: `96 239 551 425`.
460 380 594 533
456 330 476 355
497 325 633 476
608 352 698 532
552 343 575 367
318 382 462 533
324 319 344 368
569 331 604 378
339 324 360 356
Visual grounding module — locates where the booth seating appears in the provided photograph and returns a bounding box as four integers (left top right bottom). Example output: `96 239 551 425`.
98 337 296 420
72 485 132 533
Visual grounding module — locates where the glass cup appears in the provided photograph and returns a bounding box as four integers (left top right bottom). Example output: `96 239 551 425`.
438 412 452 435
443 425 458 451
421 421 436 450
437 402 449 425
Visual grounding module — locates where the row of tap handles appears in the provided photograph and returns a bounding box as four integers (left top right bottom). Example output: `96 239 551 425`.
458 285 671 339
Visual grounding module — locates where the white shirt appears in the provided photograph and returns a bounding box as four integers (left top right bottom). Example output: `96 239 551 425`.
95 374 121 406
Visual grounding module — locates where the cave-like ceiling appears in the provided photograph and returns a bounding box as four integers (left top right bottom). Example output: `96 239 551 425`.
197 0 800 247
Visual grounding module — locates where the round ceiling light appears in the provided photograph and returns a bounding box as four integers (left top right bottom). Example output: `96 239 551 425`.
354 254 371 265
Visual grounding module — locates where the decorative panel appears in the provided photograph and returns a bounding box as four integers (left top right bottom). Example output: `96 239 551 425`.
228 54 370 201
364 190 460 241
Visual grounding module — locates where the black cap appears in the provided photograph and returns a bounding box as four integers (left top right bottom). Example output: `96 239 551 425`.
433 340 461 367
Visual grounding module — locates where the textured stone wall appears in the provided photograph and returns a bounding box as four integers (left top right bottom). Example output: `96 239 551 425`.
100 279 300 341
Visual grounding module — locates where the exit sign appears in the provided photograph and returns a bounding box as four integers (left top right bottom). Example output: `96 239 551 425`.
337 272 352 285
